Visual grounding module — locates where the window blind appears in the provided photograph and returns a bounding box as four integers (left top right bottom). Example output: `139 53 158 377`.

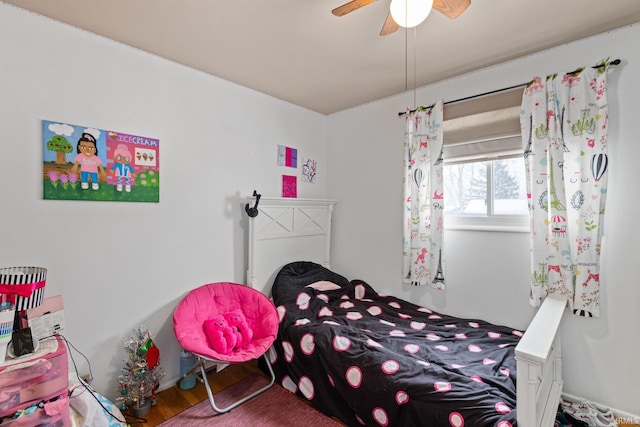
443 87 523 161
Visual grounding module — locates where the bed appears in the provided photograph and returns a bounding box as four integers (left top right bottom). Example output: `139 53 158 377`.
247 197 566 427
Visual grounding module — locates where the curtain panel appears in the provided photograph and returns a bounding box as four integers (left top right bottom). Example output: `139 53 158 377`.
520 60 611 317
402 100 445 288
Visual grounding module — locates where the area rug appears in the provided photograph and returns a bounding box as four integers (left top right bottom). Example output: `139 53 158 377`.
157 374 344 427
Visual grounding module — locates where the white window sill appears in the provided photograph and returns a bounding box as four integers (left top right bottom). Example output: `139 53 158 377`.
444 216 530 233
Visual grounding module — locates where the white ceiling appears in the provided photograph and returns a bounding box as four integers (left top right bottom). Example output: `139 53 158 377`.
4 0 640 114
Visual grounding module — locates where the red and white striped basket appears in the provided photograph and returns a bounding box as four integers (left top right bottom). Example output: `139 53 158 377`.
0 267 47 311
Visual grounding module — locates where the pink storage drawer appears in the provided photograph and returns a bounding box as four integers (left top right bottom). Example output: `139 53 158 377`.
0 335 69 424
0 392 69 426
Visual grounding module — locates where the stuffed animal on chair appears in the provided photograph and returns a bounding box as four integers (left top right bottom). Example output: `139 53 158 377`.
203 315 238 355
224 309 253 348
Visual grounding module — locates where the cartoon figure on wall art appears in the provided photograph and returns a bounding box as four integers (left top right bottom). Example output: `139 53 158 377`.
42 120 160 202
71 132 106 190
111 144 135 192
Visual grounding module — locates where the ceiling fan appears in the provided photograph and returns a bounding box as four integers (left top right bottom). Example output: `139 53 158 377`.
332 0 471 36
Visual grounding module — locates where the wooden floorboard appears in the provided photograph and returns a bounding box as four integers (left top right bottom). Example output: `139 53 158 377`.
125 360 640 427
124 360 264 426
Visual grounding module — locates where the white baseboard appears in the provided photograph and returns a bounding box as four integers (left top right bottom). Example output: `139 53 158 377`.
562 392 640 424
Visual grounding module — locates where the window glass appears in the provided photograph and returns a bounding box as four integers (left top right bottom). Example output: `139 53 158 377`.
443 155 528 231
492 157 528 215
444 161 488 216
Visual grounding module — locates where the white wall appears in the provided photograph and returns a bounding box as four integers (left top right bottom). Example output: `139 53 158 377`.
2 1 638 418
327 25 640 417
0 3 327 400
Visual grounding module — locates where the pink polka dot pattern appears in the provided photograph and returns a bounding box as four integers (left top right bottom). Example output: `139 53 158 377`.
269 264 522 427
346 366 362 388
410 321 426 330
367 338 384 348
282 341 294 362
495 402 511 414
368 306 383 316
434 382 452 392
346 311 364 320
395 391 409 405
468 344 482 352
300 333 315 355
404 343 420 354
318 306 333 317
381 360 400 374
333 335 351 351
267 346 278 364
296 292 310 310
299 376 315 400
372 407 389 426
281 375 296 392
449 412 465 427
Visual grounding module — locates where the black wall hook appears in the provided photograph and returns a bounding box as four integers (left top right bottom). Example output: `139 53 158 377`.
245 190 261 217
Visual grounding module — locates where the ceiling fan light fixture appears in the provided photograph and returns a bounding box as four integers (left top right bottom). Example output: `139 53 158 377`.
389 0 433 28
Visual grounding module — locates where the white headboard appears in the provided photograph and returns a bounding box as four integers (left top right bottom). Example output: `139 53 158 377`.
246 197 337 296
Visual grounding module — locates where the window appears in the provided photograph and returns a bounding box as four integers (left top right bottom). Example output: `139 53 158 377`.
444 156 529 231
441 87 529 231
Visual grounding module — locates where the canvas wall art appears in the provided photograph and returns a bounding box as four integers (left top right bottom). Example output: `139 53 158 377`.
42 120 160 202
277 145 298 168
302 158 317 183
282 175 297 198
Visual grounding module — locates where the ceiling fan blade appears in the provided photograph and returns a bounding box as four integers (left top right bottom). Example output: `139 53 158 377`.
433 0 471 19
380 13 399 36
332 0 377 17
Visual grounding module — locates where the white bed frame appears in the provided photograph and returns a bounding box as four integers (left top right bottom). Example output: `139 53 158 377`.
246 196 566 427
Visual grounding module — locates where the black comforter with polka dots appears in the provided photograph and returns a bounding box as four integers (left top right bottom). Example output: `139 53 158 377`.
267 261 522 427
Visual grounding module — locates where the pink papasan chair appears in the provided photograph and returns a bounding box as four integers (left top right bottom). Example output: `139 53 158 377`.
173 282 279 413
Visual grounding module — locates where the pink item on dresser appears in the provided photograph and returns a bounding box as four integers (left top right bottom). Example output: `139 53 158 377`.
0 335 69 426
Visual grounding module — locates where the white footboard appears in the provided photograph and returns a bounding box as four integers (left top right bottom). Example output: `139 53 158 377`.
515 294 567 427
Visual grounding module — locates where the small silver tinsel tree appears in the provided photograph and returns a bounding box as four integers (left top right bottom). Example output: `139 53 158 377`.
116 324 165 414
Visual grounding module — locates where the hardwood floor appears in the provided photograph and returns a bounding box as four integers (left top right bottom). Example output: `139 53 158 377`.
125 362 640 427
126 361 264 426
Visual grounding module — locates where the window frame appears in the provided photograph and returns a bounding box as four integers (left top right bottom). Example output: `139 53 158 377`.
443 154 530 233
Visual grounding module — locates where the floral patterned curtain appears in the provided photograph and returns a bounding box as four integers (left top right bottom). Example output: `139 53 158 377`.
520 60 611 317
402 100 445 288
